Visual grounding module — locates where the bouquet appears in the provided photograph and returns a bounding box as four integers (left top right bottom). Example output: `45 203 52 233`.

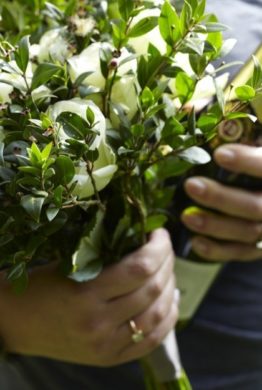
0 0 261 388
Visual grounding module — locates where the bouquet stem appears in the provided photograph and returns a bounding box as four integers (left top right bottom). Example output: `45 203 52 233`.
141 331 192 390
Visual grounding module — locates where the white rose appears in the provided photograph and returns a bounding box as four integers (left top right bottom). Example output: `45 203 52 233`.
68 42 138 124
0 82 13 103
48 98 117 199
73 140 117 199
31 85 52 104
47 98 106 148
128 8 167 56
34 28 74 64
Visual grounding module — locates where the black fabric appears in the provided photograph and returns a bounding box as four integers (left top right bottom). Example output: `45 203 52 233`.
5 357 145 390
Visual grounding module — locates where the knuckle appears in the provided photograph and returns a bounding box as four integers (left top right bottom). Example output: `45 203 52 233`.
128 256 154 279
249 223 262 243
148 277 163 298
147 332 162 350
152 306 165 325
248 198 262 220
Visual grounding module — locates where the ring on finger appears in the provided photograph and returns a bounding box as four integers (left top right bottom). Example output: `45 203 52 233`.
129 319 144 344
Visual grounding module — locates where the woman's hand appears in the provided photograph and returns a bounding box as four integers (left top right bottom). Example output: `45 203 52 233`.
182 144 262 261
0 228 178 367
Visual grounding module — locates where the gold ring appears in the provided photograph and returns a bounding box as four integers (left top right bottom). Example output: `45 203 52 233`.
129 320 144 343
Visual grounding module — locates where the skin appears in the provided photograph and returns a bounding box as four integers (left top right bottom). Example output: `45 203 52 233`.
0 228 178 367
182 144 262 262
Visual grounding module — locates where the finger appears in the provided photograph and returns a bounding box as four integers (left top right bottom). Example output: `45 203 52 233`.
115 275 175 349
191 235 262 262
116 300 178 364
109 252 174 324
184 177 262 222
181 207 262 244
214 144 262 178
89 228 173 300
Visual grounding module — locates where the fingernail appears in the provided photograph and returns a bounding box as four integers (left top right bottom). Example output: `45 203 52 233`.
216 147 235 164
186 178 206 196
183 213 204 228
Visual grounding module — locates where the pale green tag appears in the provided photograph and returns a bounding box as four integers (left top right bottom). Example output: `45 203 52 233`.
175 257 223 322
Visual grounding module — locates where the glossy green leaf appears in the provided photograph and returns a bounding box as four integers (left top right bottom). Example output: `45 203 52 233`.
56 112 88 139
175 72 196 104
235 85 256 101
31 63 61 90
21 195 46 222
159 1 181 45
118 0 134 21
127 17 158 38
14 35 30 73
178 146 211 164
55 155 75 185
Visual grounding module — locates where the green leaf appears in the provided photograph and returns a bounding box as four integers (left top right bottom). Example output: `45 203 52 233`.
118 0 134 21
175 72 196 104
235 85 256 101
144 215 168 233
154 156 192 180
159 1 181 45
41 142 53 160
70 209 105 282
55 155 75 185
74 71 94 87
29 142 43 165
7 262 28 294
140 87 155 109
197 113 218 133
31 63 61 90
189 54 208 77
127 17 158 38
250 55 262 89
131 124 144 138
187 107 196 136
85 149 99 163
178 146 211 164
56 112 89 140
53 185 64 207
86 107 95 127
180 1 193 35
0 234 14 247
204 22 229 32
19 166 41 176
21 195 46 222
0 142 5 165
14 35 30 74
225 112 257 122
46 206 60 222
64 0 78 16
195 0 206 18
